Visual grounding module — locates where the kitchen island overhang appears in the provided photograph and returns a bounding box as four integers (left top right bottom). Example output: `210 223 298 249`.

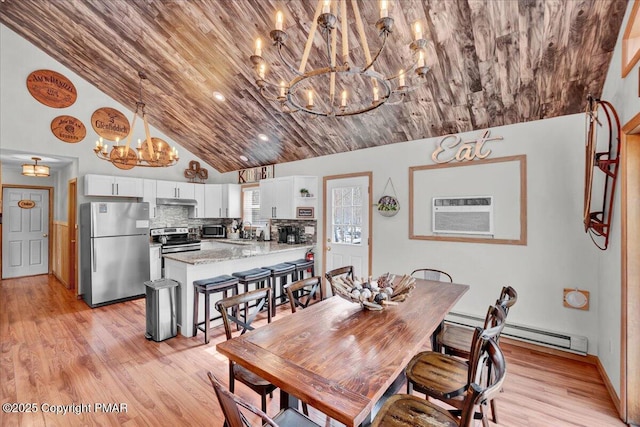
163 241 315 337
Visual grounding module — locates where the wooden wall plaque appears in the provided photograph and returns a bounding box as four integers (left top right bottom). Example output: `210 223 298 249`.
51 115 86 143
26 69 77 108
296 207 315 218
91 107 130 141
18 200 36 209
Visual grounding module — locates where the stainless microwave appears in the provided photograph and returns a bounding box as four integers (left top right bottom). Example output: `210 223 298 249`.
202 224 226 238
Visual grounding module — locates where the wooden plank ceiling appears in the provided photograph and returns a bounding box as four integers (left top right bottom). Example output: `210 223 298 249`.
0 0 627 173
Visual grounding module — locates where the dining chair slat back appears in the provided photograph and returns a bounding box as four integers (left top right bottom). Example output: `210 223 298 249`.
325 265 354 297
284 276 323 313
410 268 453 283
216 288 276 412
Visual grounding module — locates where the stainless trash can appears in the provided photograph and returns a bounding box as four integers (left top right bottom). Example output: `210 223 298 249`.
144 278 179 342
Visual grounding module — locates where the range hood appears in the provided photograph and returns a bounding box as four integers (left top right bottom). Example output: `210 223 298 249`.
156 198 198 207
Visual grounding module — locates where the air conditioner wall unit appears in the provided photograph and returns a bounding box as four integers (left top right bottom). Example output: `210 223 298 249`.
445 311 588 355
432 196 493 235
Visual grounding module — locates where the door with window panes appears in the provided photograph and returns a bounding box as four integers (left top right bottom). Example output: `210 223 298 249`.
324 175 370 280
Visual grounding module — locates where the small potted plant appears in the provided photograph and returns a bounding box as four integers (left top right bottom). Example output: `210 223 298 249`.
300 188 310 197
377 195 399 217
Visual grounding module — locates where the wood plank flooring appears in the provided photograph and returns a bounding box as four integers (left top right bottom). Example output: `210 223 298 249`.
0 275 624 427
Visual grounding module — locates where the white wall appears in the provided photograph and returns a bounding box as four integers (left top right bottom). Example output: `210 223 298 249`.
0 23 222 221
222 113 604 354
596 1 640 398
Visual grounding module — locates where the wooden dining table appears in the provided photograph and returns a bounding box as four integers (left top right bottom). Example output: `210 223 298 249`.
216 276 469 426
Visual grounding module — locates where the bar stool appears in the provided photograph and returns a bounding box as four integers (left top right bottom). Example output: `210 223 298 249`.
193 275 239 344
284 259 320 301
232 268 273 316
285 258 316 281
262 263 296 316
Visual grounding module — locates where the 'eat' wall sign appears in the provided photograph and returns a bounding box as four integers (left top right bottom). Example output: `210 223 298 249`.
431 130 503 163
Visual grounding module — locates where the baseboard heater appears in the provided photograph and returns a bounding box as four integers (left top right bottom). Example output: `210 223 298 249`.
445 311 588 355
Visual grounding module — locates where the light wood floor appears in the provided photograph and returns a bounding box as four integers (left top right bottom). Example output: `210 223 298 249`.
0 275 624 427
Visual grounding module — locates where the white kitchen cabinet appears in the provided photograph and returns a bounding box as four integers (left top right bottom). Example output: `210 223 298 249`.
189 184 206 218
84 174 143 197
259 176 317 219
203 183 241 218
222 184 241 218
156 180 195 199
149 245 162 281
142 179 157 219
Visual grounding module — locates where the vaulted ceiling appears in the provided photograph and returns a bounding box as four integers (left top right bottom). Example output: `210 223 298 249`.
0 0 628 173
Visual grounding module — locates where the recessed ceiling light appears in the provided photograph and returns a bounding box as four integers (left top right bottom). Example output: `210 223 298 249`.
239 155 249 162
213 91 225 102
258 133 269 141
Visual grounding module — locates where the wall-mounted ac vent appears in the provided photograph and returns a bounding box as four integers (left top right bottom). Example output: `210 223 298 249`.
432 196 493 235
445 311 588 355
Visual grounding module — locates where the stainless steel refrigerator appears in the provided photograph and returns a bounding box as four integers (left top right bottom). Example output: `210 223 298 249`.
80 202 150 307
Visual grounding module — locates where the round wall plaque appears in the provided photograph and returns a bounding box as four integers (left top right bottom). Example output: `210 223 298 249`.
91 107 130 141
51 115 86 143
26 69 77 108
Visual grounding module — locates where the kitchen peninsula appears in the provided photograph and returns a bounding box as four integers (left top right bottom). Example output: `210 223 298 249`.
164 240 314 337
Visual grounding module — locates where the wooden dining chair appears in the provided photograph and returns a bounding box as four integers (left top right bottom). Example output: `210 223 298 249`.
324 265 354 297
208 372 320 427
436 286 517 424
215 288 276 413
405 305 507 427
410 268 453 283
373 337 506 427
438 286 518 359
410 268 453 350
284 276 323 313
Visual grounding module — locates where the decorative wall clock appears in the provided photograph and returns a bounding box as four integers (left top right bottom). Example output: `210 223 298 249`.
26 69 77 108
583 95 621 250
51 115 86 143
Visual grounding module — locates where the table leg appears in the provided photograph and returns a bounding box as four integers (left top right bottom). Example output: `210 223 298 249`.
279 389 299 411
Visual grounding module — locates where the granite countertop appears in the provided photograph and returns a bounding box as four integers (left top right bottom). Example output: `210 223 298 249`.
163 242 314 265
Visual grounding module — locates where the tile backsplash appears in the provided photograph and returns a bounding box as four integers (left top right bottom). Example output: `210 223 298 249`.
149 205 317 244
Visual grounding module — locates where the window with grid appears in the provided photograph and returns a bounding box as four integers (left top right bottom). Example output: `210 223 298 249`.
331 186 362 245
242 186 267 227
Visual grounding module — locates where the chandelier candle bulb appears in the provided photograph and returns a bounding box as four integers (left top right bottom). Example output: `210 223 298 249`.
341 90 347 107
373 86 379 102
279 81 286 98
275 11 283 31
102 144 108 155
380 0 388 18
322 0 330 14
308 90 314 108
399 69 406 87
414 22 423 41
255 38 262 57
137 138 142 149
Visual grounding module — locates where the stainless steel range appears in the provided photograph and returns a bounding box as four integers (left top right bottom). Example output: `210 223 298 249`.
151 227 201 255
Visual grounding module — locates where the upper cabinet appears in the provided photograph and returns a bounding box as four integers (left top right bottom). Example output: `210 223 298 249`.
143 179 157 219
84 174 143 197
203 183 240 218
156 180 195 199
260 176 317 219
189 184 206 219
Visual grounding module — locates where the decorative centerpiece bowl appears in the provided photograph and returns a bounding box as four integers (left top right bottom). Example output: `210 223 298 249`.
330 273 415 310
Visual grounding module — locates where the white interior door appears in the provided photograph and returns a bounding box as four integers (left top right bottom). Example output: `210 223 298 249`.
324 175 370 279
2 188 49 278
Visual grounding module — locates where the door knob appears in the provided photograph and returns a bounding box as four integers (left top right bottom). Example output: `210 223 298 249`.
43 234 48 237
327 238 331 242
327 246 331 251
